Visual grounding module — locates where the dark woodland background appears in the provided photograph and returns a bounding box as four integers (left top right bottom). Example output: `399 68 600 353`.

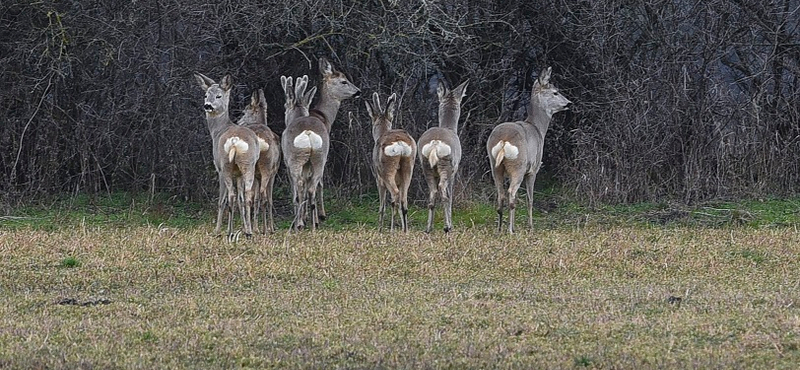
1 0 798 211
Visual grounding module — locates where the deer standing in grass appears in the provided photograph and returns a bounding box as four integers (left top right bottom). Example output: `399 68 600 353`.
236 89 280 234
281 58 360 230
281 75 329 224
417 80 468 233
486 67 571 233
194 73 259 237
366 92 416 232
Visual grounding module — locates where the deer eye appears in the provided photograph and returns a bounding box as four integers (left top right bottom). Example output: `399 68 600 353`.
341 81 348 85
216 95 222 99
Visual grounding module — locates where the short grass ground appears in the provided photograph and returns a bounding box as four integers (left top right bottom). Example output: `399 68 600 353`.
1 193 799 368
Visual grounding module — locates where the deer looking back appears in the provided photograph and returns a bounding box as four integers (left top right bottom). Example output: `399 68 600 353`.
486 67 571 233
280 58 360 231
417 80 468 233
194 73 260 237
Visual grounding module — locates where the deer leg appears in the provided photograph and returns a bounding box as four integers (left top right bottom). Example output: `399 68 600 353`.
309 171 324 231
424 170 438 233
436 166 453 233
377 182 387 231
308 186 318 232
224 176 237 237
236 177 247 236
506 174 524 234
243 172 256 237
317 181 327 222
491 167 506 233
251 177 260 235
443 178 455 233
386 177 401 233
258 170 269 234
525 172 537 230
266 174 276 233
214 176 227 236
399 160 413 233
291 175 306 231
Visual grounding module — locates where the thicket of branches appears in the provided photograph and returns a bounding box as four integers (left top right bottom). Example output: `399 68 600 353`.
2 0 798 210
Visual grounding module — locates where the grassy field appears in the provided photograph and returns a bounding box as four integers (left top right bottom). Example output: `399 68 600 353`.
1 194 799 368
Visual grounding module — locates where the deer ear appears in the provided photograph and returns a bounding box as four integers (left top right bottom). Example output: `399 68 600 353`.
319 58 333 77
304 86 317 105
220 75 233 91
436 81 446 101
194 72 214 90
364 100 374 120
258 89 267 108
371 92 382 113
250 90 259 106
386 93 398 119
538 67 552 85
453 80 469 99
281 75 289 92
282 76 294 101
295 76 306 98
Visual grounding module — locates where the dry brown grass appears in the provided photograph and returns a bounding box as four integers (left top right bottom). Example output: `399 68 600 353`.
1 225 799 369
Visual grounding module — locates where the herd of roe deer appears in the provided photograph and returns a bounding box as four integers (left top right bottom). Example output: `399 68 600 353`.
194 57 571 237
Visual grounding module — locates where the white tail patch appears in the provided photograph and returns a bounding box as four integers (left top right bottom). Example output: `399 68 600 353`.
224 137 249 163
491 141 518 167
384 141 413 157
293 130 323 150
257 137 270 152
421 140 451 168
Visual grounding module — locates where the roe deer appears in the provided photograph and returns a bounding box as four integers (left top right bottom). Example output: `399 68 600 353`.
194 72 260 237
417 80 468 233
366 92 416 232
236 88 281 234
281 75 326 222
280 58 360 230
486 67 571 233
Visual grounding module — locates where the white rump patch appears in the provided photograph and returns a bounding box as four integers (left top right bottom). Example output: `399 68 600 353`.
421 140 451 168
491 141 519 160
257 137 270 152
384 141 413 157
293 130 323 150
421 140 451 158
224 137 249 162
491 140 518 167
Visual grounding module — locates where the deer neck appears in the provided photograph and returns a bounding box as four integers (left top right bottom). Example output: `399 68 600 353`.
525 97 553 139
313 89 342 132
206 112 232 140
372 121 390 142
438 104 460 132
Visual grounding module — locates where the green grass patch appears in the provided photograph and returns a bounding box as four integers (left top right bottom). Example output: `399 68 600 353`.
59 256 80 268
0 192 207 230
3 190 800 232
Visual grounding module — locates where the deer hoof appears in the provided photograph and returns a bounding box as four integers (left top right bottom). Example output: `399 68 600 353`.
443 226 451 233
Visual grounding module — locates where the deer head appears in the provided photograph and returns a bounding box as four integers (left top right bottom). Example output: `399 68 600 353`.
531 67 572 118
437 80 468 131
365 92 398 141
194 72 233 118
238 88 267 126
319 57 361 101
